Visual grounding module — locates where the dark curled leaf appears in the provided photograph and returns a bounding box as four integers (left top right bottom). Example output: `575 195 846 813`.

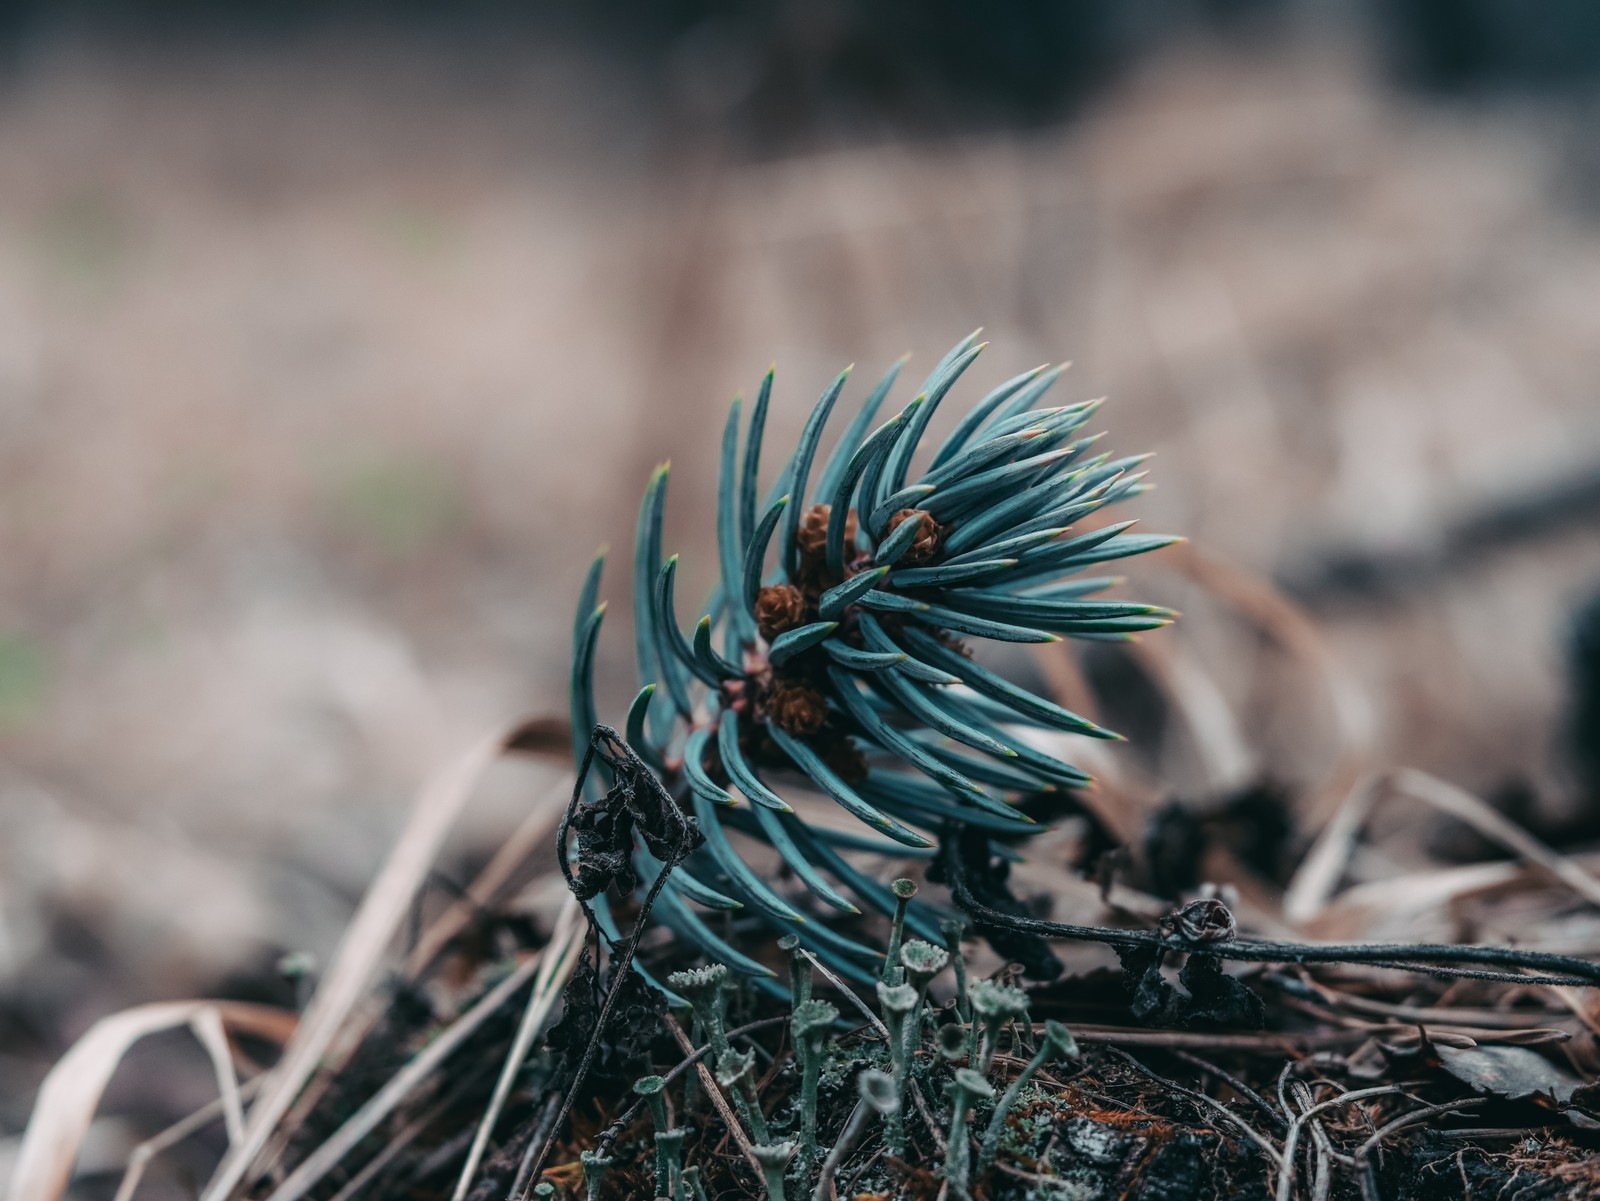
1174 953 1266 1029
1112 944 1265 1029
566 802 640 901
558 724 703 902
1434 1044 1588 1108
1115 943 1175 1024
530 724 703 1185
605 962 671 1061
543 945 600 1060
929 832 1062 980
544 946 669 1083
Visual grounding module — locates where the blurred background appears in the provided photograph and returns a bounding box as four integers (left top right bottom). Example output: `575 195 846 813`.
3 0 1600 1183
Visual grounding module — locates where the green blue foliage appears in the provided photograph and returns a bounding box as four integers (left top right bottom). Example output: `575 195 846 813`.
570 334 1177 982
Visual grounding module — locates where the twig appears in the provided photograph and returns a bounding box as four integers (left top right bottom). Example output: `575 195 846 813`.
1065 1024 1380 1051
1354 1098 1481 1163
910 1078 948 1156
1355 1099 1482 1201
798 948 885 1036
405 782 569 978
1167 1049 1288 1134
522 727 701 1193
1435 1127 1556 1141
112 1077 266 1201
1306 1117 1341 1197
1099 1047 1282 1167
203 725 529 1201
801 946 946 1155
663 1011 764 1180
796 947 945 1155
842 1146 885 1199
812 1100 867 1201
992 1158 1076 1188
1389 768 1600 910
1276 1083 1411 1201
1292 979 1567 1030
508 1092 565 1201
324 1105 438 1201
595 1016 791 1152
942 834 1600 985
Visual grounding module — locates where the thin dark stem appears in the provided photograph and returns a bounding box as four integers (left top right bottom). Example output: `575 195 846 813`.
1098 1046 1282 1166
1167 1050 1289 1135
940 832 1600 986
524 727 700 1194
507 1092 564 1200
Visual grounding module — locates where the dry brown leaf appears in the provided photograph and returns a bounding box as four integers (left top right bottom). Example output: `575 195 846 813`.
1283 773 1379 926
1435 1044 1589 1107
1125 635 1256 797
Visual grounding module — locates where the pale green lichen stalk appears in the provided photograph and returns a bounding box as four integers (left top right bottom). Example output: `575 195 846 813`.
944 1068 994 1201
752 1141 797 1201
977 1019 1080 1174
791 998 838 1178
590 933 1080 1200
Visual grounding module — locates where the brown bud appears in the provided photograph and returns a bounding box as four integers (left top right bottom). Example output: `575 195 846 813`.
766 679 828 737
886 509 945 565
795 503 857 561
1159 897 1237 944
755 584 807 640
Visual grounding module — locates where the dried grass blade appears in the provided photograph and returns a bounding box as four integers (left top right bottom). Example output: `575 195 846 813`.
202 722 539 1201
1543 982 1600 1038
405 778 570 978
323 1107 435 1201
1163 544 1374 833
1124 636 1256 796
1389 768 1600 910
1305 859 1528 938
261 950 546 1201
7 1001 294 1201
275 771 571 1150
190 1007 248 1148
450 895 585 1201
112 1078 267 1201
1284 774 1380 925
661 1012 763 1182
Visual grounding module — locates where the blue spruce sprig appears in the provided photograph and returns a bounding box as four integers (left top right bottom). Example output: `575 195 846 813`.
570 332 1179 994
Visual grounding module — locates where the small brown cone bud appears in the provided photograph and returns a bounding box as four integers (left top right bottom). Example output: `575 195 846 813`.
755 584 807 640
767 680 828 737
796 504 829 560
886 509 945 565
795 503 857 561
